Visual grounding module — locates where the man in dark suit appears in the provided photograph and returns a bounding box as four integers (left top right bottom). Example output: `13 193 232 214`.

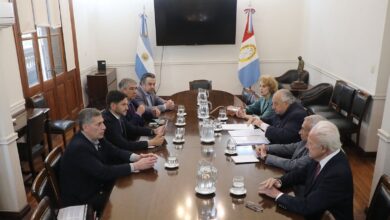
258 121 354 220
255 115 325 172
134 73 175 119
60 108 158 214
102 90 165 151
249 89 307 144
119 78 146 126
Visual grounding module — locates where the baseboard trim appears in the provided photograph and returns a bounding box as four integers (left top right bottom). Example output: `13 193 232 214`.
0 204 30 220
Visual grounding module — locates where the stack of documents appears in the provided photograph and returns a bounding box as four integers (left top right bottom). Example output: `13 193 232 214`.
228 129 270 145
231 155 259 164
221 124 254 130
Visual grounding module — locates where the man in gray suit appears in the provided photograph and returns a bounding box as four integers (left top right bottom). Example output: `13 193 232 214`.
255 115 325 172
134 73 175 119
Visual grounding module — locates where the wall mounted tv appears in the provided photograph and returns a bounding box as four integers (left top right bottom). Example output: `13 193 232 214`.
154 0 237 46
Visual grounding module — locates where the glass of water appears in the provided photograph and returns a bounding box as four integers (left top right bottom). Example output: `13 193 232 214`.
218 107 227 120
232 176 245 192
168 153 178 166
177 105 185 115
175 127 185 141
226 137 237 153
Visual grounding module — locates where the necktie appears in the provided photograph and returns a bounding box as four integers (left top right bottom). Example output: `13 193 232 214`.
146 95 153 107
119 119 126 136
314 163 321 179
129 102 135 114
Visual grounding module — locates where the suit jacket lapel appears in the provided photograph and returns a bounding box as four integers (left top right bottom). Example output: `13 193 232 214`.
304 152 342 195
80 133 105 161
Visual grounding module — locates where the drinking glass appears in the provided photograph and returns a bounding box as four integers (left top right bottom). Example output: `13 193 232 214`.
213 119 222 131
175 127 185 141
177 105 185 115
232 176 245 192
176 116 185 125
226 137 237 153
167 153 178 166
218 107 227 120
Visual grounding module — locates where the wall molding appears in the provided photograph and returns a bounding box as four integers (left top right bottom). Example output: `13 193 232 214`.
378 129 390 143
108 59 296 68
0 132 18 146
80 65 95 76
307 62 387 99
9 99 25 116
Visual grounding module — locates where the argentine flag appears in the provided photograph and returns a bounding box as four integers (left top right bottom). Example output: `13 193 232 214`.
238 8 260 88
135 12 155 79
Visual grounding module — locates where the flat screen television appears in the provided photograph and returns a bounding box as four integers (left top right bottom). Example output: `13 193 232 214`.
154 0 237 46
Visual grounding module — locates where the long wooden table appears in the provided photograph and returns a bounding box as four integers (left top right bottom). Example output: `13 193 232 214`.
101 90 302 220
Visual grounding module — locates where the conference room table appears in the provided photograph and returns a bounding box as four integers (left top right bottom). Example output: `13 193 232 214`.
101 90 302 220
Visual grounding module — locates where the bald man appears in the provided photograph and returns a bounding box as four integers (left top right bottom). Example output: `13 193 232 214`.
249 89 307 144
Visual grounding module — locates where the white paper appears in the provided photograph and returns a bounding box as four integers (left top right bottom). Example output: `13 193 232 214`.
57 205 86 220
231 155 259 164
232 136 270 145
221 124 254 130
228 129 264 137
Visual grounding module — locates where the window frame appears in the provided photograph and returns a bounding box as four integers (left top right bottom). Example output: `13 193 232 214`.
12 0 67 97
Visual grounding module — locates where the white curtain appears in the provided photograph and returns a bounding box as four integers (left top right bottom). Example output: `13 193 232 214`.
15 0 36 34
47 0 62 28
32 0 50 27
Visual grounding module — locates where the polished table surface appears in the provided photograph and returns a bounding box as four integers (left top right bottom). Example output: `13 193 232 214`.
101 90 302 220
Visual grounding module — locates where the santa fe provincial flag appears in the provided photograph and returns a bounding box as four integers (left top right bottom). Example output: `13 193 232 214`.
135 12 155 79
238 8 260 88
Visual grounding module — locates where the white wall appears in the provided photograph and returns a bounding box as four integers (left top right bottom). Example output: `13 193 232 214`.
73 0 98 104
301 0 390 152
0 20 25 115
302 0 389 95
73 0 305 96
0 0 28 212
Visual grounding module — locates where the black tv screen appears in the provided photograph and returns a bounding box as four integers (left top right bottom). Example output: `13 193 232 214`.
154 0 237 46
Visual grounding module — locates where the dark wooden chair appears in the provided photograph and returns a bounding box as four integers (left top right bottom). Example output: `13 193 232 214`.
298 83 333 107
30 196 56 220
366 174 390 220
189 79 212 90
275 69 309 87
17 110 46 180
241 88 260 105
44 146 63 208
328 90 371 148
32 168 60 211
316 83 356 119
26 93 76 149
306 80 346 114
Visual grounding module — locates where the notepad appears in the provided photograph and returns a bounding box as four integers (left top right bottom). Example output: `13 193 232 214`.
221 124 254 130
228 129 264 137
57 204 87 220
231 155 260 164
232 135 270 145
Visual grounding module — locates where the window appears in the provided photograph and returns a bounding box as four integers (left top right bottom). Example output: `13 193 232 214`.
16 26 66 90
21 34 39 87
50 28 65 76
